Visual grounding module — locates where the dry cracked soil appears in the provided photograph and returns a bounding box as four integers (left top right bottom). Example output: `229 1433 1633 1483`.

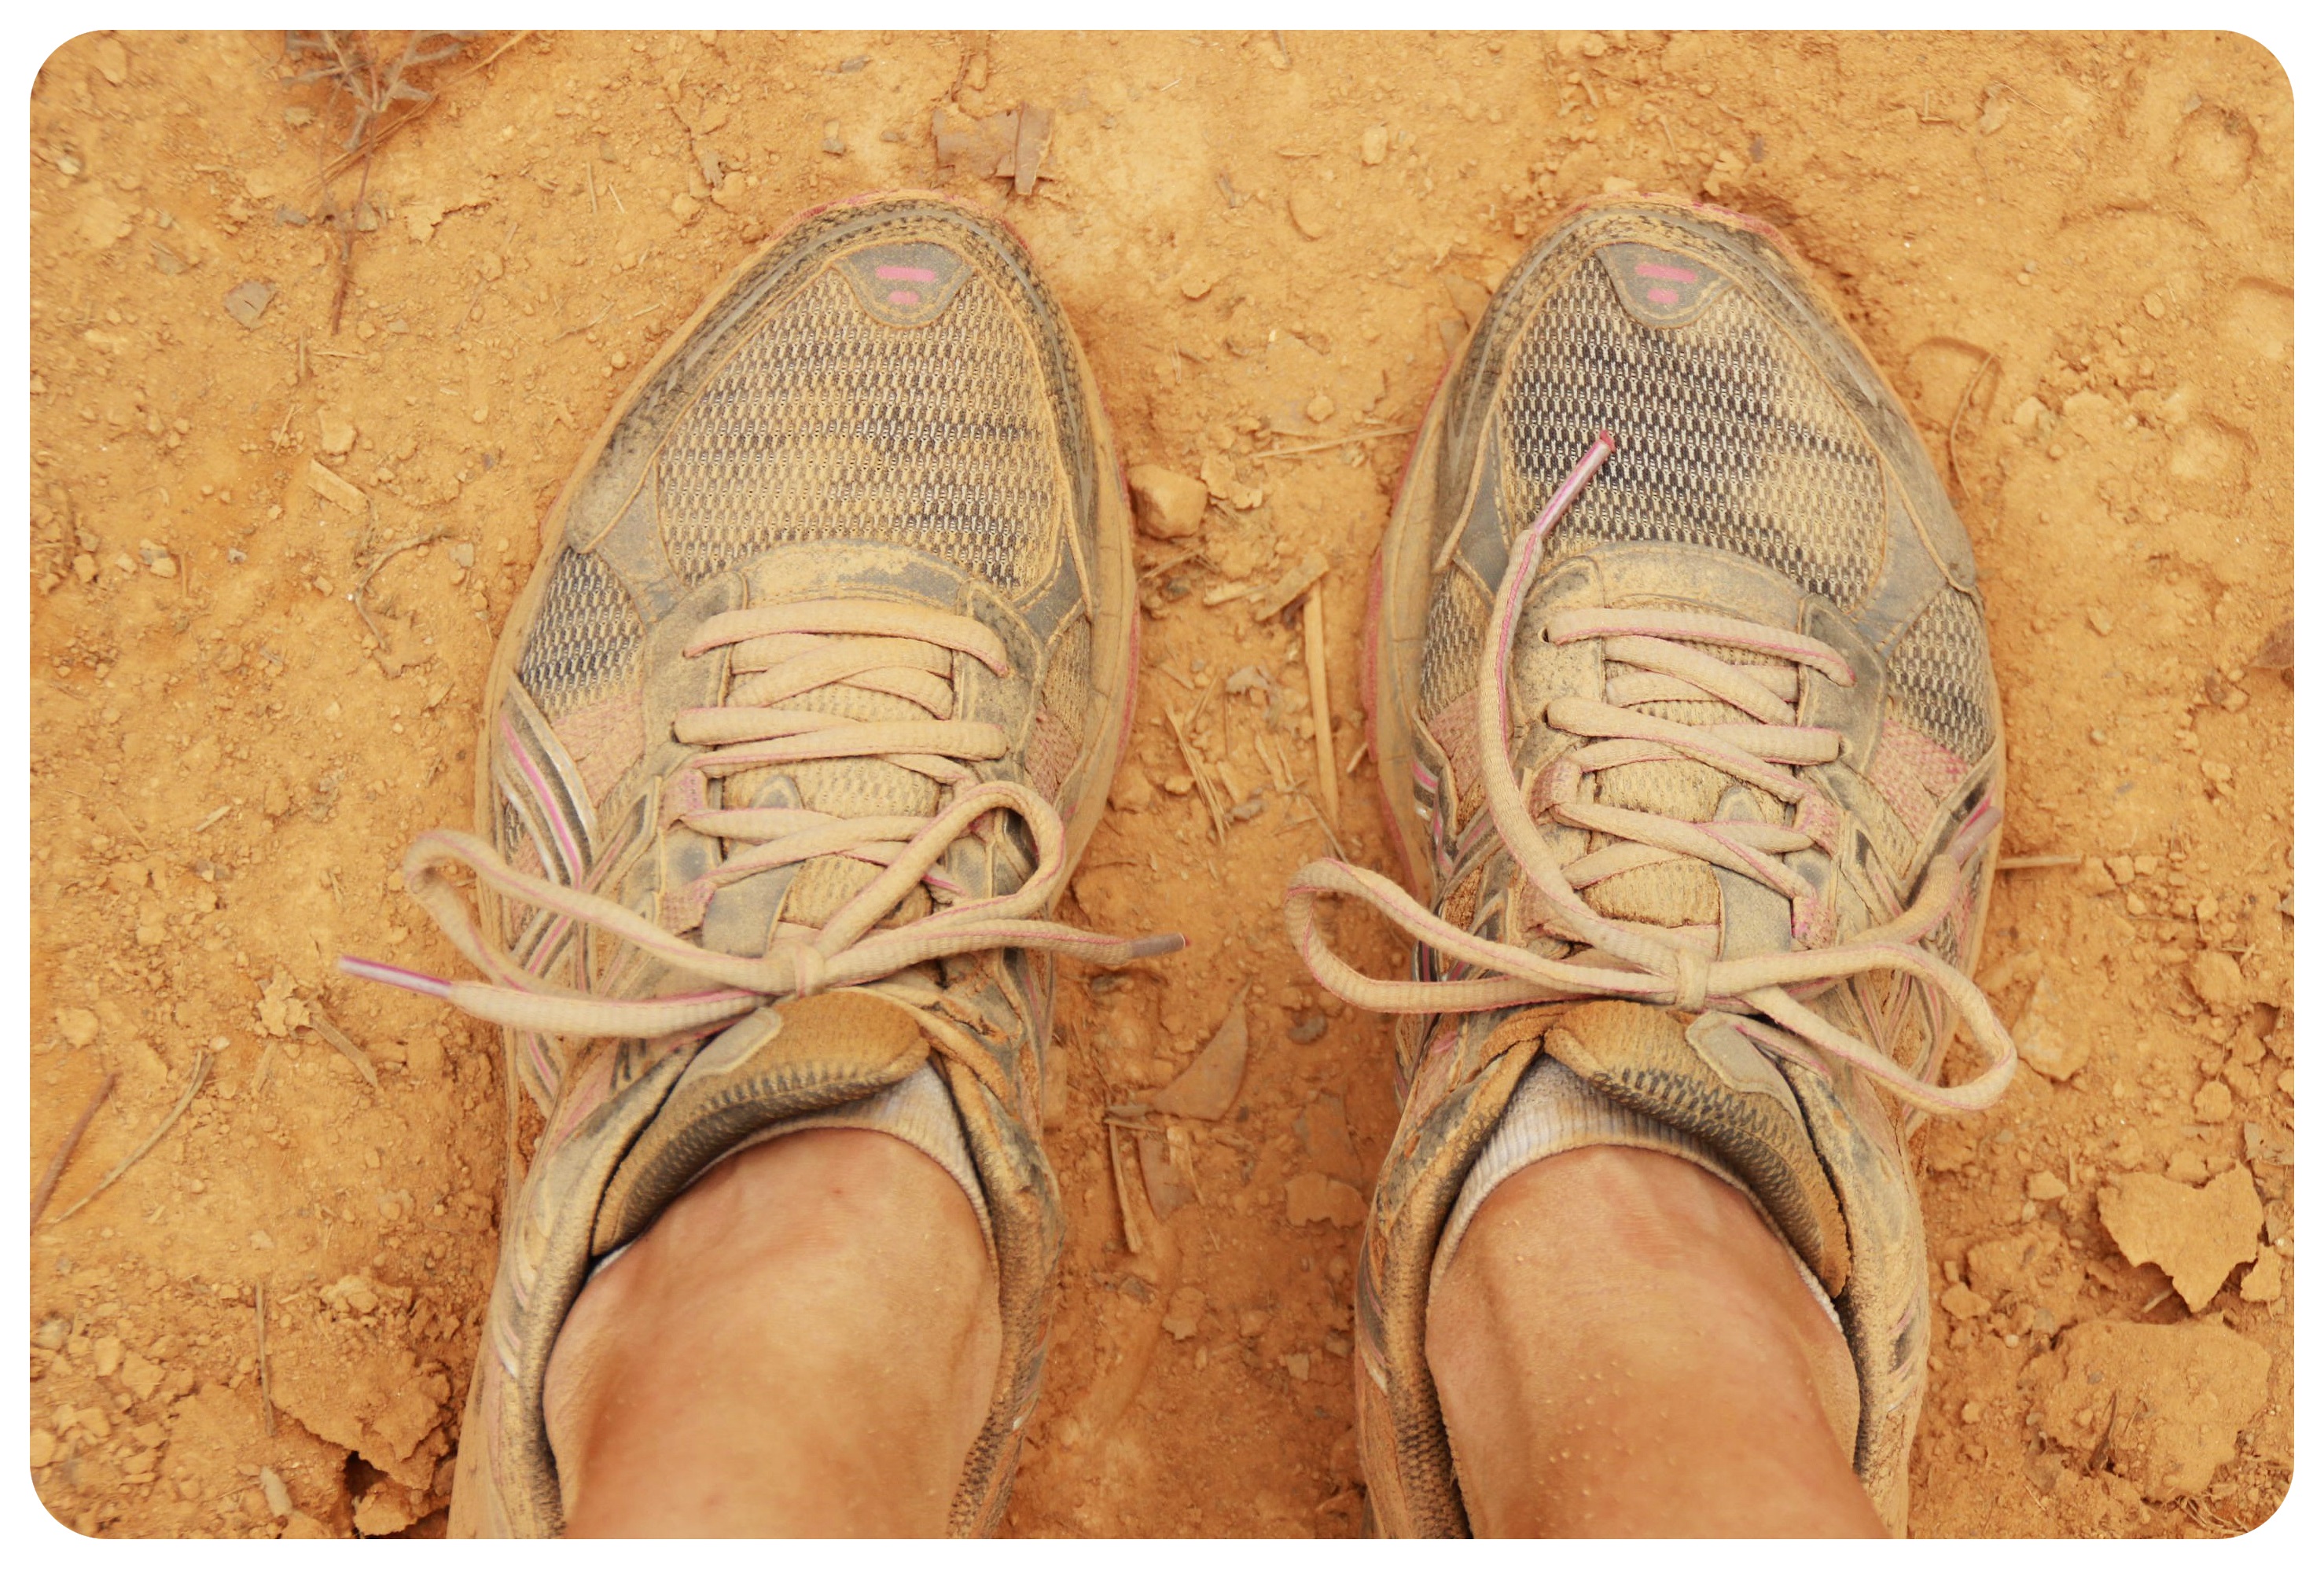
28 28 2293 1539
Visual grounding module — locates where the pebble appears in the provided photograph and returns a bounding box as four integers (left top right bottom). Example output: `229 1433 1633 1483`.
2192 1080 2234 1122
1940 1282 1991 1319
57 1007 99 1047
1360 124 1389 165
94 1336 123 1377
2026 1170 2068 1202
30 1429 56 1468
2239 1248 2283 1303
1126 464 1208 539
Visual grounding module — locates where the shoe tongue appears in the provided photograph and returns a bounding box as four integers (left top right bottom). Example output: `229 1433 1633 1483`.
722 680 939 931
1568 591 1789 936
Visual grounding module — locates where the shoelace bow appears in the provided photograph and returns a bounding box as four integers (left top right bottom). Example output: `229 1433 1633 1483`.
346 599 1182 1039
1284 433 2017 1115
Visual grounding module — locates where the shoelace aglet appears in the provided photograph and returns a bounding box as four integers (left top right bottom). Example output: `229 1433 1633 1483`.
1120 932 1190 961
1526 430 1617 544
337 954 453 1000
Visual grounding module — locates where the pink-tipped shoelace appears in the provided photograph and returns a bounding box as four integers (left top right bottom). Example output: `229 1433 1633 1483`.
1284 434 2017 1115
346 600 1182 1040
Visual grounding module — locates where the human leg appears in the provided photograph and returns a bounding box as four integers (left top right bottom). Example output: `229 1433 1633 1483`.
542 1130 998 1537
1426 1146 1881 1538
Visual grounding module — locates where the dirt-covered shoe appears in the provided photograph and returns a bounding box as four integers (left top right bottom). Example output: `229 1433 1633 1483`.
1285 196 2018 1536
343 192 1173 1537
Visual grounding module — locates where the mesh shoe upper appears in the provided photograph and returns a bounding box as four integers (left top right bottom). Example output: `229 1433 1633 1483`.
351 194 1155 1539
1290 197 2017 1538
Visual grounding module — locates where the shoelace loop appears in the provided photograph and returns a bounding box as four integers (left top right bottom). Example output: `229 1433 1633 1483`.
346 599 1181 1040
1284 432 2016 1116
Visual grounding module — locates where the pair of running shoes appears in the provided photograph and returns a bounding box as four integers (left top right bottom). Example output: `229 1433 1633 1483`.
344 191 2016 1538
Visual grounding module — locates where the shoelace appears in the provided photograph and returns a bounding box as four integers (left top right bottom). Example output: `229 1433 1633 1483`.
1284 433 2017 1115
346 599 1182 1039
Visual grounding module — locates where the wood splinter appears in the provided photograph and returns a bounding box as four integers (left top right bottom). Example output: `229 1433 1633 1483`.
1303 583 1340 827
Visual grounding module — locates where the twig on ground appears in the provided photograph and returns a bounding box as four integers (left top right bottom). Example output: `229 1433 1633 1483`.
1947 349 2000 501
256 1284 277 1437
308 1013 380 1090
1288 792 1351 862
1252 424 1417 460
1164 706 1227 847
1303 587 1340 825
32 1073 116 1229
349 527 444 658
54 1052 210 1224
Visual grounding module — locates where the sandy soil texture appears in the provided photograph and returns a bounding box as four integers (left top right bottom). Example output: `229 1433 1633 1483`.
28 30 2290 1538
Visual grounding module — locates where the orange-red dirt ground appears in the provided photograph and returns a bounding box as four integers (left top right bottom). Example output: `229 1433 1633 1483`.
29 29 2290 1537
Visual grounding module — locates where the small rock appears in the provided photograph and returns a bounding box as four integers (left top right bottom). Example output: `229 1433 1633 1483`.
33 1317 69 1351
2027 1170 2069 1203
1162 773 1195 796
1288 1014 1328 1045
2241 1120 2292 1166
2012 974 2088 1081
1238 1309 1269 1338
1161 1286 1205 1341
324 1273 382 1317
822 120 846 155
1126 464 1208 539
318 410 356 456
1360 124 1389 165
1940 1282 1991 1319
223 280 276 329
1198 453 1263 511
1285 1172 1367 1229
354 1488 415 1538
2098 1167 2263 1310
283 106 314 127
670 191 701 224
2186 950 2246 1012
57 1008 99 1047
1283 1351 1312 1381
120 1351 163 1402
2238 1248 2283 1303
1288 186 1329 240
93 36 129 85
1304 393 1336 424
260 1467 294 1519
283 1513 334 1539
30 1428 56 1468
2192 1080 2234 1123
93 1336 123 1378
1109 763 1156 813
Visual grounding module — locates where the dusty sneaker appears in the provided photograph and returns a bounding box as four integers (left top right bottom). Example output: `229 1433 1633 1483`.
1285 196 2017 1535
344 192 1173 1536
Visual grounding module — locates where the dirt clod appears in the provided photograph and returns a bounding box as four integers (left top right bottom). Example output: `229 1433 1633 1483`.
2097 1167 2264 1310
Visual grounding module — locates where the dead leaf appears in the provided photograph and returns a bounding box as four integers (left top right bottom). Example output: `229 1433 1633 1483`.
1150 988 1248 1119
1248 551 1330 624
1013 104 1054 195
223 280 276 329
1138 1128 1197 1218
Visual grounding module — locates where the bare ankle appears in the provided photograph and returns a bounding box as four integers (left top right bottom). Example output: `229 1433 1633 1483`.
1426 1147 1881 1537
546 1130 999 1536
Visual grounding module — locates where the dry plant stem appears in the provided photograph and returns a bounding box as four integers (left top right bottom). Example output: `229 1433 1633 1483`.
1252 423 1418 460
309 1013 380 1089
31 1072 116 1229
1947 349 2000 502
256 1284 277 1436
1303 588 1340 825
317 31 530 185
54 1053 210 1224
1164 705 1227 846
349 529 444 659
